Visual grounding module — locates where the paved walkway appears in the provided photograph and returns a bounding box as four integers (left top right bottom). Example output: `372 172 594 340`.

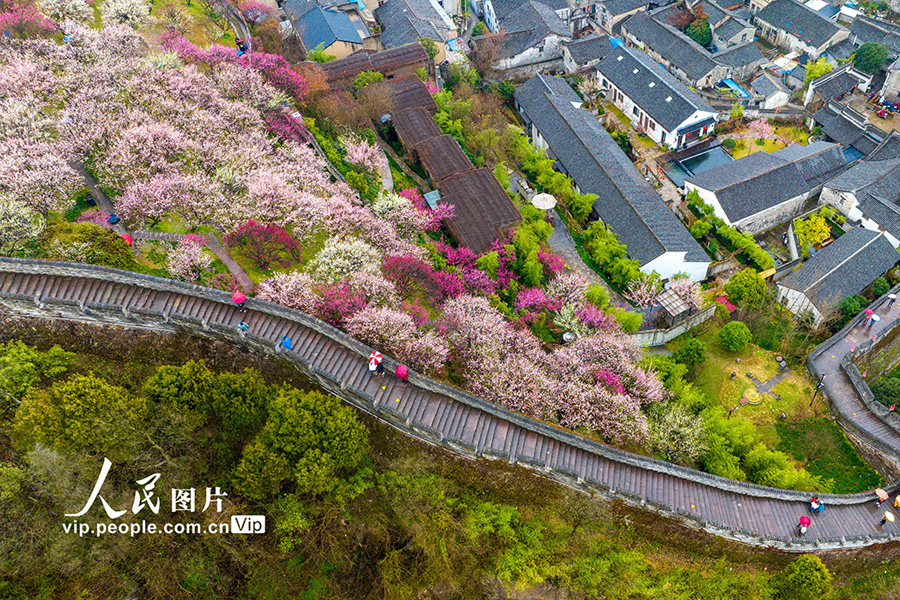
378 150 393 192
69 162 129 237
376 137 430 190
2 260 899 550
811 295 900 453
546 212 631 309
203 234 256 292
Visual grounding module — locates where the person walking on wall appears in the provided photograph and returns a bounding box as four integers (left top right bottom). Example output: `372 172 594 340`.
798 515 810 536
281 335 292 351
396 363 408 382
880 511 895 526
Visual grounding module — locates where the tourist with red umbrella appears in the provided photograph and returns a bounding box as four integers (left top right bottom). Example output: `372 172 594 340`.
232 291 246 309
395 363 408 382
368 350 384 376
798 515 811 536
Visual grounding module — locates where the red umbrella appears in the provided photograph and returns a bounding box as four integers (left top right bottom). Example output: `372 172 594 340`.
865 308 874 317
799 515 811 527
396 364 408 379
232 292 246 305
121 234 133 246
368 351 383 365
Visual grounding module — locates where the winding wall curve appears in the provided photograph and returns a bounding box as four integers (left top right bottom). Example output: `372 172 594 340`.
0 258 898 551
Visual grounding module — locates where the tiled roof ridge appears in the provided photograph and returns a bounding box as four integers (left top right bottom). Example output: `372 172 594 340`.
543 96 669 250
617 45 703 112
797 230 884 295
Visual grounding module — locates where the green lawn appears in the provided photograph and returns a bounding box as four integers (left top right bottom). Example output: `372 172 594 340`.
387 155 419 192
774 125 810 144
607 103 632 128
635 133 656 148
776 419 883 493
731 138 788 159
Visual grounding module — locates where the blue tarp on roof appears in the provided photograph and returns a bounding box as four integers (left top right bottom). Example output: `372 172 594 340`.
610 37 624 48
298 7 363 51
721 78 750 98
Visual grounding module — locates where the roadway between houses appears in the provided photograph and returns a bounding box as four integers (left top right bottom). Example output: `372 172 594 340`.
0 258 897 551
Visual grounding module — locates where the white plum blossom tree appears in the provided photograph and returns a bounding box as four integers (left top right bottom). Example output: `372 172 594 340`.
0 196 45 256
38 0 93 22
101 0 151 27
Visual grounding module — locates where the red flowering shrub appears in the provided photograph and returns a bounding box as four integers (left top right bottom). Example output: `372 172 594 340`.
224 220 302 270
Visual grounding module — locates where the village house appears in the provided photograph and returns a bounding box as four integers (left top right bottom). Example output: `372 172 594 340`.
820 153 900 247
374 0 460 62
619 8 764 89
483 0 600 34
560 33 613 73
515 74 710 281
777 227 898 324
595 45 718 149
477 0 573 76
282 0 373 59
811 101 888 159
753 0 849 59
684 141 847 234
318 44 431 90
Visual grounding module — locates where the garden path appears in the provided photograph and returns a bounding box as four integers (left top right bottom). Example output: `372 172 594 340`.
203 234 256 292
375 136 429 190
70 162 129 237
546 212 631 309
0 260 898 550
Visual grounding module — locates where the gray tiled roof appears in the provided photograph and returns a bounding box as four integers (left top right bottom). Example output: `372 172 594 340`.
562 34 614 66
297 7 363 51
757 0 846 48
515 74 707 265
869 131 900 161
686 142 846 222
495 0 571 58
827 38 856 61
811 103 882 156
491 0 568 19
850 16 900 58
374 0 453 47
779 227 898 315
824 157 900 193
715 17 748 42
751 72 787 97
712 40 765 68
282 0 320 21
811 69 861 102
597 45 714 131
604 0 647 18
621 12 718 82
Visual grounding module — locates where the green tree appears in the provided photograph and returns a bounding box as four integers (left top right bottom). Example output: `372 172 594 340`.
0 341 73 408
258 389 369 494
673 338 708 376
794 213 830 254
47 222 138 270
719 321 752 352
308 43 336 63
804 57 833 83
352 70 384 91
777 555 833 600
232 440 292 501
721 137 737 150
690 219 712 239
14 373 147 462
417 36 439 61
871 377 900 407
873 276 890 297
853 42 889 74
729 104 744 120
473 21 488 35
686 18 711 46
143 360 218 416
837 294 869 327
723 268 769 306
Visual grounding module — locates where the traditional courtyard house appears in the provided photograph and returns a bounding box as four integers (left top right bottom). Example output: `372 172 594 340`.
561 33 614 73
515 74 710 280
753 0 849 59
621 10 765 88
811 101 886 159
777 227 898 324
684 141 847 233
293 7 366 60
319 45 430 90
751 71 791 108
390 105 443 150
484 0 601 34
477 0 573 76
803 64 870 112
820 155 900 247
595 45 718 149
597 0 647 33
374 0 459 62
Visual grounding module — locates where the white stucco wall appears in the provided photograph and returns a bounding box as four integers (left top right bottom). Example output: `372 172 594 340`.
496 34 569 72
777 284 825 324
762 89 791 109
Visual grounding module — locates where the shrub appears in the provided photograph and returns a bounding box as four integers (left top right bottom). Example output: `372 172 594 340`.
45 222 138 271
719 321 751 352
224 220 302 270
871 377 900 407
776 555 833 600
673 338 707 375
724 268 769 306
721 137 736 150
872 276 890 297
